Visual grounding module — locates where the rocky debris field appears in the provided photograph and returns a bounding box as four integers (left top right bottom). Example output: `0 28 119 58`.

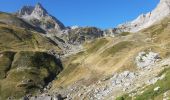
24 51 170 100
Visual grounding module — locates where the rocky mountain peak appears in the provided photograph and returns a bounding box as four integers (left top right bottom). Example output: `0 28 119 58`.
32 3 48 18
160 0 170 3
17 5 34 16
117 0 170 32
17 3 65 33
35 2 44 8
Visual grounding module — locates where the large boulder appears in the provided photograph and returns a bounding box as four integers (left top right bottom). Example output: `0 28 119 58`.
135 51 161 69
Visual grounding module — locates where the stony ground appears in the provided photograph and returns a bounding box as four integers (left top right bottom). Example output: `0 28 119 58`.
25 51 170 100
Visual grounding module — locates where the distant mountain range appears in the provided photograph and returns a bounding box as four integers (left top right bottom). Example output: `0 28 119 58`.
17 0 170 35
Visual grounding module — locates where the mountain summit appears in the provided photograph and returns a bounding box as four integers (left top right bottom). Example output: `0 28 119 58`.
17 3 65 33
118 0 170 32
31 3 48 18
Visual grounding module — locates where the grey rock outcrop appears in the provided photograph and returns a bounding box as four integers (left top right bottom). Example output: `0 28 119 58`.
118 0 170 32
60 27 104 45
103 28 117 37
18 6 34 16
27 94 65 100
135 51 161 69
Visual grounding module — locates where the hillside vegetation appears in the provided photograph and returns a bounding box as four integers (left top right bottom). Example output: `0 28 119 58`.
116 66 170 100
0 12 63 99
1 8 170 100
0 24 60 51
51 17 170 97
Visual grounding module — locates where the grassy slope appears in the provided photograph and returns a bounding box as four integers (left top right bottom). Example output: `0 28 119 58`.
0 12 60 52
0 24 60 51
0 12 62 99
0 12 45 33
0 52 15 79
1 11 170 99
135 67 170 100
116 67 170 100
114 17 170 100
51 16 170 92
0 51 63 99
52 36 141 89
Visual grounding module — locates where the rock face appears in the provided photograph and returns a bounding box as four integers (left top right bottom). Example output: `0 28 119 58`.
66 27 104 45
48 27 104 55
135 51 161 69
103 28 117 37
117 0 170 32
17 3 65 33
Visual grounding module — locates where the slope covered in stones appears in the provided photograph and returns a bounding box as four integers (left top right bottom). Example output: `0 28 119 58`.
48 16 170 100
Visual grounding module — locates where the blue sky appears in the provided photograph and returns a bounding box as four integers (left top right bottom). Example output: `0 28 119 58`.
0 0 159 29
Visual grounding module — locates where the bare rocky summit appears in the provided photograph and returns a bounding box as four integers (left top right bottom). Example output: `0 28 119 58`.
17 3 65 33
117 0 170 32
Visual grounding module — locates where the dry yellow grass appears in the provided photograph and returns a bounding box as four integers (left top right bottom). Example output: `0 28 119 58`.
0 24 60 52
51 17 170 91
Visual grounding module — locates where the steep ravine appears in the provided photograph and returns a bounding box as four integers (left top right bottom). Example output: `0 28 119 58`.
0 51 63 99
